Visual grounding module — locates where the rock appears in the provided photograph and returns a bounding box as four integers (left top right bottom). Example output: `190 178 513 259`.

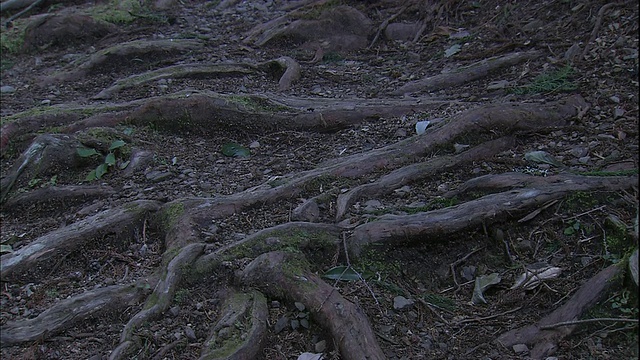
513 343 529 354
384 22 421 41
393 296 414 310
184 326 197 341
0 85 16 94
169 306 180 317
145 170 172 182
315 340 327 352
292 200 320 222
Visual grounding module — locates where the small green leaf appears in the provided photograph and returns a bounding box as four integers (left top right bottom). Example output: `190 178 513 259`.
564 227 575 235
105 153 116 166
123 128 134 136
77 147 100 157
322 266 360 281
119 160 130 169
221 142 250 158
109 140 126 151
86 169 97 181
95 164 108 179
0 244 13 253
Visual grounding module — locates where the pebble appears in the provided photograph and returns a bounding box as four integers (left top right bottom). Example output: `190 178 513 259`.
393 296 414 310
184 326 197 341
0 85 16 93
513 343 529 354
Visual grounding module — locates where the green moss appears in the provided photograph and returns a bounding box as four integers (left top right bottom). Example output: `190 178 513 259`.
156 202 185 232
0 19 27 54
227 95 291 113
223 229 335 261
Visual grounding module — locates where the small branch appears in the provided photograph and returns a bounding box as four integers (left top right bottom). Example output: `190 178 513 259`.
457 306 523 325
3 0 43 27
540 317 638 330
368 4 409 49
580 2 620 60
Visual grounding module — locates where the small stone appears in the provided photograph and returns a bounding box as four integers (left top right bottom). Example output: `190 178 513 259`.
315 340 327 352
393 296 414 310
609 95 620 103
271 300 280 308
41 99 51 105
513 343 529 354
184 326 197 341
104 277 115 285
249 141 260 149
169 306 180 317
487 80 509 90
578 156 591 164
0 85 16 93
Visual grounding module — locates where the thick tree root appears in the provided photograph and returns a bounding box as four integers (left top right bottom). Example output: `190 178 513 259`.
0 200 162 279
335 136 516 220
239 251 386 360
110 243 205 360
349 174 638 256
391 50 542 95
2 184 115 210
200 290 268 360
0 283 148 346
44 39 204 83
496 263 624 359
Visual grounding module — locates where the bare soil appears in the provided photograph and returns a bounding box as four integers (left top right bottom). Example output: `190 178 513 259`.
1 1 638 359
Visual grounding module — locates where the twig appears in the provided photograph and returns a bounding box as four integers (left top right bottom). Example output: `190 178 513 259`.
368 4 409 49
3 0 44 27
580 2 620 60
449 246 485 290
564 205 607 220
457 306 523 325
540 317 638 330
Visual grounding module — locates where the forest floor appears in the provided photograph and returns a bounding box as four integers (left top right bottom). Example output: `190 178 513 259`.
1 0 639 359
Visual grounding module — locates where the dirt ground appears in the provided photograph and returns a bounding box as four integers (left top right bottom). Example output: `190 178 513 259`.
1 0 638 359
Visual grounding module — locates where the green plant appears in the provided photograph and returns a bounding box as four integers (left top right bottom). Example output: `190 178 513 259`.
609 289 638 317
0 21 26 54
77 139 129 180
513 65 577 94
174 288 190 304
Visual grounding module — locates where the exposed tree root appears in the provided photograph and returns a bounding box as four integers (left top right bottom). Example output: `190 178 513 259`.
93 63 257 100
391 50 542 95
335 136 517 220
349 174 638 256
110 243 205 360
43 39 203 83
2 184 116 210
496 263 624 359
0 200 162 279
0 283 149 346
200 290 268 359
239 251 386 360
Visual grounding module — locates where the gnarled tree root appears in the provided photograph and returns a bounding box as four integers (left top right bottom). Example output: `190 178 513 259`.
496 263 624 359
239 251 386 360
0 200 162 279
349 174 638 256
200 290 268 360
0 283 149 346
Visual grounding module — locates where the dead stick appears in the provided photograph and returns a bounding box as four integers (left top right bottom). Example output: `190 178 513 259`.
580 2 620 59
540 317 638 330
